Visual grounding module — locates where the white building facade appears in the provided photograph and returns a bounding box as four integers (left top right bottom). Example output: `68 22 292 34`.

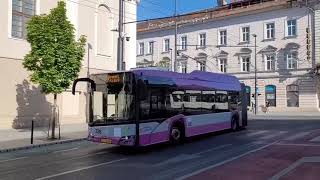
0 0 138 130
137 0 320 112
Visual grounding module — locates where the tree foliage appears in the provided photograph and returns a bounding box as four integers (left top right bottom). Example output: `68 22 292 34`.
155 59 170 69
23 1 86 94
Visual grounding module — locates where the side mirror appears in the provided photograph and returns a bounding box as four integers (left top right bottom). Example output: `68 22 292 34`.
137 79 148 101
72 78 96 95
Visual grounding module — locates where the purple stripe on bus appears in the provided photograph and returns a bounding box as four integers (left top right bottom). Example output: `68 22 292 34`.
186 122 230 137
139 131 169 146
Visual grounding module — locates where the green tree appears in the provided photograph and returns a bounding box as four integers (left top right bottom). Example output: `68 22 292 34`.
155 58 171 70
23 1 86 138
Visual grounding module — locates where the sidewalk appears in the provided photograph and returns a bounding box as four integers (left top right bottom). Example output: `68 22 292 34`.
0 123 88 152
248 111 320 120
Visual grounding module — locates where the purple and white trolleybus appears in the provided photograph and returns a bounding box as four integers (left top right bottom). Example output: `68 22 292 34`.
72 69 248 146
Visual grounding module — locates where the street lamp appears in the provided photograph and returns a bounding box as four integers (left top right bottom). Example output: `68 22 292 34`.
169 48 173 71
252 34 257 115
87 43 92 78
87 43 92 124
174 0 178 72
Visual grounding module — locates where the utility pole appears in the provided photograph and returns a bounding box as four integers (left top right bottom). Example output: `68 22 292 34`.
253 34 258 115
87 43 92 123
174 0 178 72
169 48 173 70
118 0 124 71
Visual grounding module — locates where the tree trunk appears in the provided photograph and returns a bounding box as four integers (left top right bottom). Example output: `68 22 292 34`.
51 93 57 139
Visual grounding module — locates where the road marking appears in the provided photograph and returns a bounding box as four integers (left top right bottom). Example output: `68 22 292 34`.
154 154 200 167
269 156 320 180
260 131 286 140
0 157 28 163
193 144 232 156
284 132 311 141
95 151 109 155
176 141 278 180
52 147 79 154
246 130 268 137
276 143 320 147
35 158 127 180
310 135 320 142
154 142 258 180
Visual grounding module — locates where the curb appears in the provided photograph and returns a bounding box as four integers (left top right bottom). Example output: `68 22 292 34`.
249 116 320 120
0 138 87 153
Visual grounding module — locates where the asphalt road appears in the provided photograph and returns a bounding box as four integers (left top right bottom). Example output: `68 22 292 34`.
1 119 320 180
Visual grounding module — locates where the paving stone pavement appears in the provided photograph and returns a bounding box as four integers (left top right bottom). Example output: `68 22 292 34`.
0 123 87 152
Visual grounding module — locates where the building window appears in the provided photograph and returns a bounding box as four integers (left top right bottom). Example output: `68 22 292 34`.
198 61 206 71
147 41 154 54
198 33 206 48
265 23 275 39
180 62 187 73
138 42 144 55
163 39 170 52
287 84 299 107
241 57 250 72
287 19 297 37
241 27 250 42
265 54 276 71
287 52 298 69
219 30 227 45
181 36 187 50
265 85 276 107
219 58 227 73
12 0 36 39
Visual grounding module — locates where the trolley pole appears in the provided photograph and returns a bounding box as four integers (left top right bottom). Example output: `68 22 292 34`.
253 34 258 115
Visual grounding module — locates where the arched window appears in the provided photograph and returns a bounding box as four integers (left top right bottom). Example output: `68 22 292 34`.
287 84 299 107
245 86 251 107
96 4 113 56
265 85 276 107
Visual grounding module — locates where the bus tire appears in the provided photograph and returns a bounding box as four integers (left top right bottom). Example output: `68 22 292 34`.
170 125 185 144
231 116 239 131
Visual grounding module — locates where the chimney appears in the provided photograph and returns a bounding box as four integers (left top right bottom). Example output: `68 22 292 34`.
217 0 228 7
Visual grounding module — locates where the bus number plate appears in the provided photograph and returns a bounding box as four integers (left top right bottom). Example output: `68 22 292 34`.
101 138 112 144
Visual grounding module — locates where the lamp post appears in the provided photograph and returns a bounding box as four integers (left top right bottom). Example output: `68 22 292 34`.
252 34 257 115
174 0 178 72
169 48 173 71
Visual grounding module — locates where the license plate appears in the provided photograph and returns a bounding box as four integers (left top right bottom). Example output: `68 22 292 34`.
101 138 112 144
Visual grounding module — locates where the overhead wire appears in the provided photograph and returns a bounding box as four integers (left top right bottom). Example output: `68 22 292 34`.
65 0 138 21
125 0 173 17
79 0 138 16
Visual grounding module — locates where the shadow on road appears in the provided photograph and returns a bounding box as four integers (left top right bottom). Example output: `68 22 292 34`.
91 129 243 156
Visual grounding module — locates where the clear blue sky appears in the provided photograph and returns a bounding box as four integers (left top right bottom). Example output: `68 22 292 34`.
137 0 217 21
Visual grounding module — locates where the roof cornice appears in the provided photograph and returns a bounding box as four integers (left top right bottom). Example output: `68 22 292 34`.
137 0 294 33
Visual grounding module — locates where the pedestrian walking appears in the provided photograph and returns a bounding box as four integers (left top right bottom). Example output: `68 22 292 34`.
265 101 270 113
